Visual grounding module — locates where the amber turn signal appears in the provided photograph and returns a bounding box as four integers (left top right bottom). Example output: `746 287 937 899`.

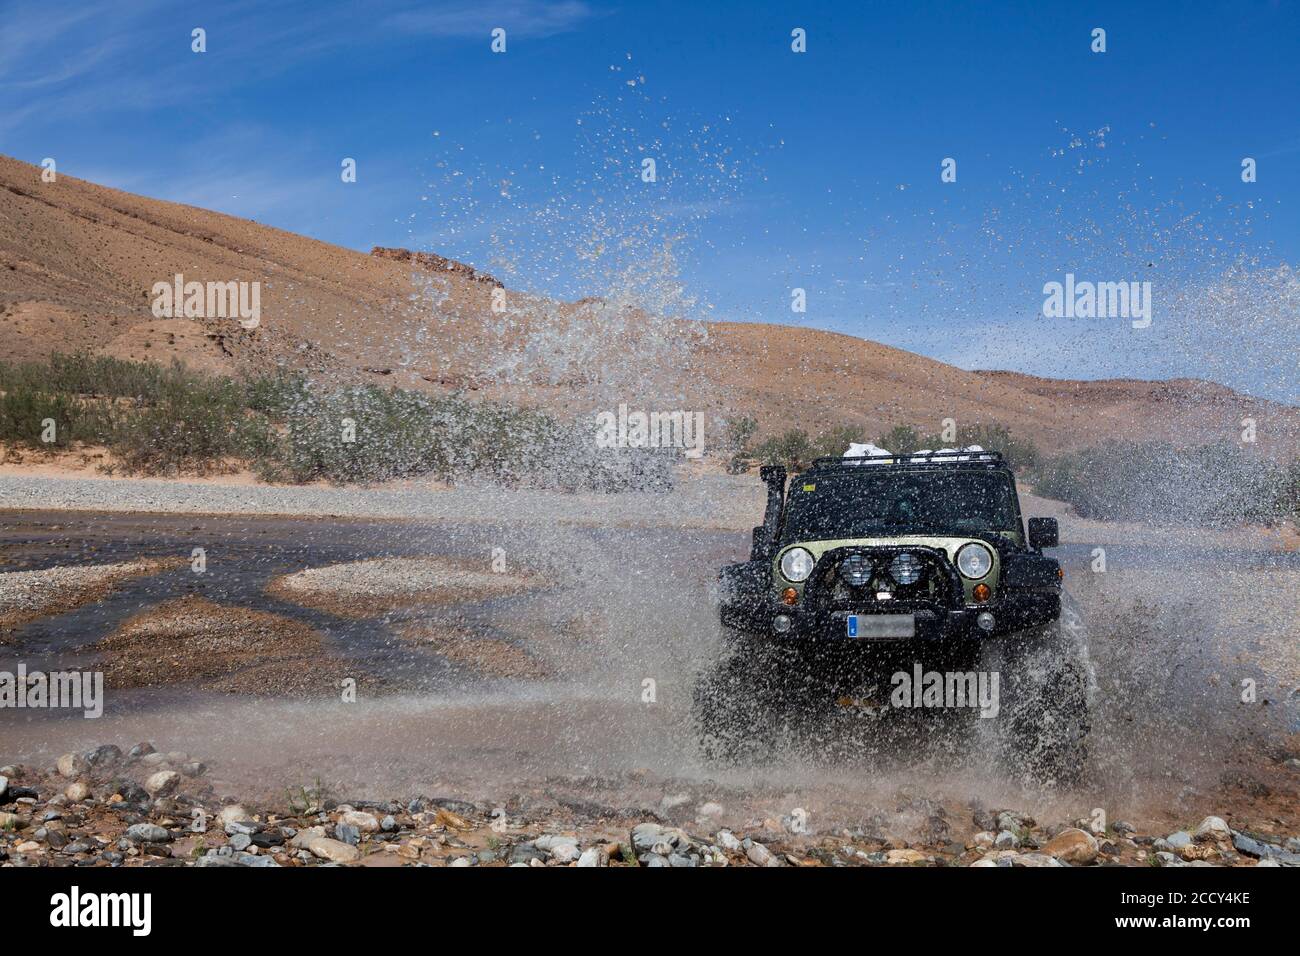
781 587 798 606
972 583 990 603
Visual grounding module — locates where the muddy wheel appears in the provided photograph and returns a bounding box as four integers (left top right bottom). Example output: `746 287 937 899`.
693 635 802 765
981 594 1092 788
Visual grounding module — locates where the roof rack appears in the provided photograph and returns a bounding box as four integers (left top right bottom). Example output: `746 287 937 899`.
807 450 1005 471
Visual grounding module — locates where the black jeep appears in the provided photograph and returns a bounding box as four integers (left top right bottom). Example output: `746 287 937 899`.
694 450 1091 785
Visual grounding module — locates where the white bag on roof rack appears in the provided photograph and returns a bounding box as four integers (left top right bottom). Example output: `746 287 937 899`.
843 442 893 462
841 443 995 463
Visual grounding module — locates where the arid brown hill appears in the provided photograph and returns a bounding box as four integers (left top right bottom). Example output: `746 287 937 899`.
1 153 1295 454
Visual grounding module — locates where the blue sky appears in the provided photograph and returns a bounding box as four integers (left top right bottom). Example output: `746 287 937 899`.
2 0 1297 401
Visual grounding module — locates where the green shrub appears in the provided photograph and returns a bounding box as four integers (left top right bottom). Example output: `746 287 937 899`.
242 369 311 417
753 428 815 471
0 352 176 403
0 386 81 446
0 354 677 491
813 424 866 459
109 375 250 475
875 425 922 454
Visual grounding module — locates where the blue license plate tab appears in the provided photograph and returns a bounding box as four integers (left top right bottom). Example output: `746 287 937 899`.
846 614 915 639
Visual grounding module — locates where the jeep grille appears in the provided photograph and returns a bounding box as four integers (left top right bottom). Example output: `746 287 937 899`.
803 546 963 614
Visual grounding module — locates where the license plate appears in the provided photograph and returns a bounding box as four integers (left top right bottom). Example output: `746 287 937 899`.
846 614 915 639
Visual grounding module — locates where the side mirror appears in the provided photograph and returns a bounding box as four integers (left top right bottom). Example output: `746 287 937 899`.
1027 517 1059 550
750 526 770 562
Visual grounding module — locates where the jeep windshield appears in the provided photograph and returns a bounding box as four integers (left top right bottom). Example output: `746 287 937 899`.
778 468 1021 543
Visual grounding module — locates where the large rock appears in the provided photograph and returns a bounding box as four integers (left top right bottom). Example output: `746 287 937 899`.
508 843 547 865
289 826 326 849
745 842 782 867
551 842 581 863
339 810 380 832
126 823 171 843
1231 831 1300 865
63 781 91 802
1041 827 1099 865
143 770 180 797
87 744 123 768
1193 816 1231 840
56 753 88 779
305 836 361 863
536 834 581 862
197 850 280 868
577 846 609 867
217 805 253 827
631 822 688 854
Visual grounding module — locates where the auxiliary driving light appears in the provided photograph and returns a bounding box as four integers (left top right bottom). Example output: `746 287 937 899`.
840 553 871 587
773 614 793 634
977 612 995 632
889 552 922 585
972 582 991 603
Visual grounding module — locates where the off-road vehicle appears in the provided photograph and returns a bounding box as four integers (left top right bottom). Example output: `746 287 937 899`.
695 448 1090 785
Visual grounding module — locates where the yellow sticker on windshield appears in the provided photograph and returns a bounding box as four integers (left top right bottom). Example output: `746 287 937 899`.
803 483 815 492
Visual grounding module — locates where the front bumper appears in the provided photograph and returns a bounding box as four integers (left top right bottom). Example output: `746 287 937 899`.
725 590 1059 642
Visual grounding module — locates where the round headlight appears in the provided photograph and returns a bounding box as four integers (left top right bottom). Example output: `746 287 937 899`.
840 553 871 587
780 547 815 583
889 552 923 585
956 543 993 580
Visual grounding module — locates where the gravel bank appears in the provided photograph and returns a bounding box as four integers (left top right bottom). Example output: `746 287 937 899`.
269 556 539 618
2 474 1290 552
0 474 763 532
3 741 1297 868
93 596 384 698
0 557 181 637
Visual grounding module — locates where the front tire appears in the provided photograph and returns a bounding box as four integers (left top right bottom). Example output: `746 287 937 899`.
981 594 1092 787
692 633 810 765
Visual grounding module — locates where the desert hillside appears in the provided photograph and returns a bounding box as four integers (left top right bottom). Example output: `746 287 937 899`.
2 153 1295 454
